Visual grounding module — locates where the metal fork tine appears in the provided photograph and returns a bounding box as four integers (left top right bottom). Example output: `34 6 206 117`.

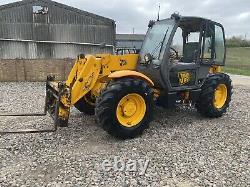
0 116 57 134
0 113 47 117
0 128 57 134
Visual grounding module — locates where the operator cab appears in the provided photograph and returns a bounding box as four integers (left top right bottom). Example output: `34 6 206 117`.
170 18 203 64
137 14 226 91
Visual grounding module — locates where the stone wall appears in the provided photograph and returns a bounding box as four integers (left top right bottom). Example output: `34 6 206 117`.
0 59 75 81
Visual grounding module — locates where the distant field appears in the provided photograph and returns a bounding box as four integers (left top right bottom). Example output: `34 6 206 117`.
224 47 250 76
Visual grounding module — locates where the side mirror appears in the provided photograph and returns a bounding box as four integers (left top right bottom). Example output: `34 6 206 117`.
99 42 106 49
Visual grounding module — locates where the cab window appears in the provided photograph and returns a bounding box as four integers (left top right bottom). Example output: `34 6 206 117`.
171 27 183 56
203 35 212 60
202 23 225 64
171 26 202 64
214 25 225 64
187 32 200 42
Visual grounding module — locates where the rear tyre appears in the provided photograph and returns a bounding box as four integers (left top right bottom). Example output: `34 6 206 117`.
95 78 154 139
196 73 232 118
74 94 95 115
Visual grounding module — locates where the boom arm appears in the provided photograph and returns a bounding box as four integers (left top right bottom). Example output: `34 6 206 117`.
66 55 102 105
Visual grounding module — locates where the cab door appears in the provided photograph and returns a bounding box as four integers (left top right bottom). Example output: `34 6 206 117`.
201 22 226 66
167 26 204 91
193 21 227 87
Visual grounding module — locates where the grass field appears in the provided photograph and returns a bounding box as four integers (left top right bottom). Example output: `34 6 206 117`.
224 47 250 76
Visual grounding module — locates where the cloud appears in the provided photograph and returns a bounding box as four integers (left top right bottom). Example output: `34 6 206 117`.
202 0 214 6
0 0 250 38
237 12 250 20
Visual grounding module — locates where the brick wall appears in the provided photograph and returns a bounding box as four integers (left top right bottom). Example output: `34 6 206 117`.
0 59 75 81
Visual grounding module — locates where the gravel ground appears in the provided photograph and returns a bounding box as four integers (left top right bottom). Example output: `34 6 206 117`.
229 74 250 87
0 81 249 187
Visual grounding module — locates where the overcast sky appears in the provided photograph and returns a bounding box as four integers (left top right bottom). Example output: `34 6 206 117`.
1 0 250 38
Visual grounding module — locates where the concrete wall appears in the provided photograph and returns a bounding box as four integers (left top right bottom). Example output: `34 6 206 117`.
0 59 75 81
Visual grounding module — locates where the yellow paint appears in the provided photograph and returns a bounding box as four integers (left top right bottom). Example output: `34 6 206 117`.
60 87 71 107
153 88 161 98
116 93 146 127
66 57 87 87
58 106 70 120
178 71 191 85
184 91 190 100
213 84 227 109
209 65 222 74
108 70 154 86
70 55 102 105
63 53 143 106
97 54 139 75
91 80 107 97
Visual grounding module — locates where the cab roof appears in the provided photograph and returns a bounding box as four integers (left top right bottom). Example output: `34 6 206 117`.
159 14 223 33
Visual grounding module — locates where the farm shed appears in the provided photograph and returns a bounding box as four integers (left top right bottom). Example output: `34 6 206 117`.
0 0 116 81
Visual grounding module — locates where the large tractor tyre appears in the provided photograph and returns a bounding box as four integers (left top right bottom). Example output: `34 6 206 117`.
196 73 232 118
74 94 95 115
95 78 154 139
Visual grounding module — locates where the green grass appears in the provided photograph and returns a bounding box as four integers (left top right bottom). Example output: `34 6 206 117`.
225 47 250 76
223 67 250 76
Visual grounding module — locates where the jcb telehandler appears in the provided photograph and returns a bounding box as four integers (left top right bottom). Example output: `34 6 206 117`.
1 14 232 139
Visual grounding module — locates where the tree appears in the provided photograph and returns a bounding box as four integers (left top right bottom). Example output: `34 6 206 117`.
226 36 250 48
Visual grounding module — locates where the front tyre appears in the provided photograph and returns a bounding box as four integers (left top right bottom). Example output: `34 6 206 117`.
196 73 232 118
95 78 154 139
74 93 95 115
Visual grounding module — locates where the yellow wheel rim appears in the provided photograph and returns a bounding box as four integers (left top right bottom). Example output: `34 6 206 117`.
116 93 146 128
213 84 227 109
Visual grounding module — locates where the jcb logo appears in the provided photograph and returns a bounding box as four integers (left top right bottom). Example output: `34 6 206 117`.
178 72 190 85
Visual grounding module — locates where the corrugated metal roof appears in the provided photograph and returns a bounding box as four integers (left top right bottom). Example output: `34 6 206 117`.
0 0 115 24
116 34 145 41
